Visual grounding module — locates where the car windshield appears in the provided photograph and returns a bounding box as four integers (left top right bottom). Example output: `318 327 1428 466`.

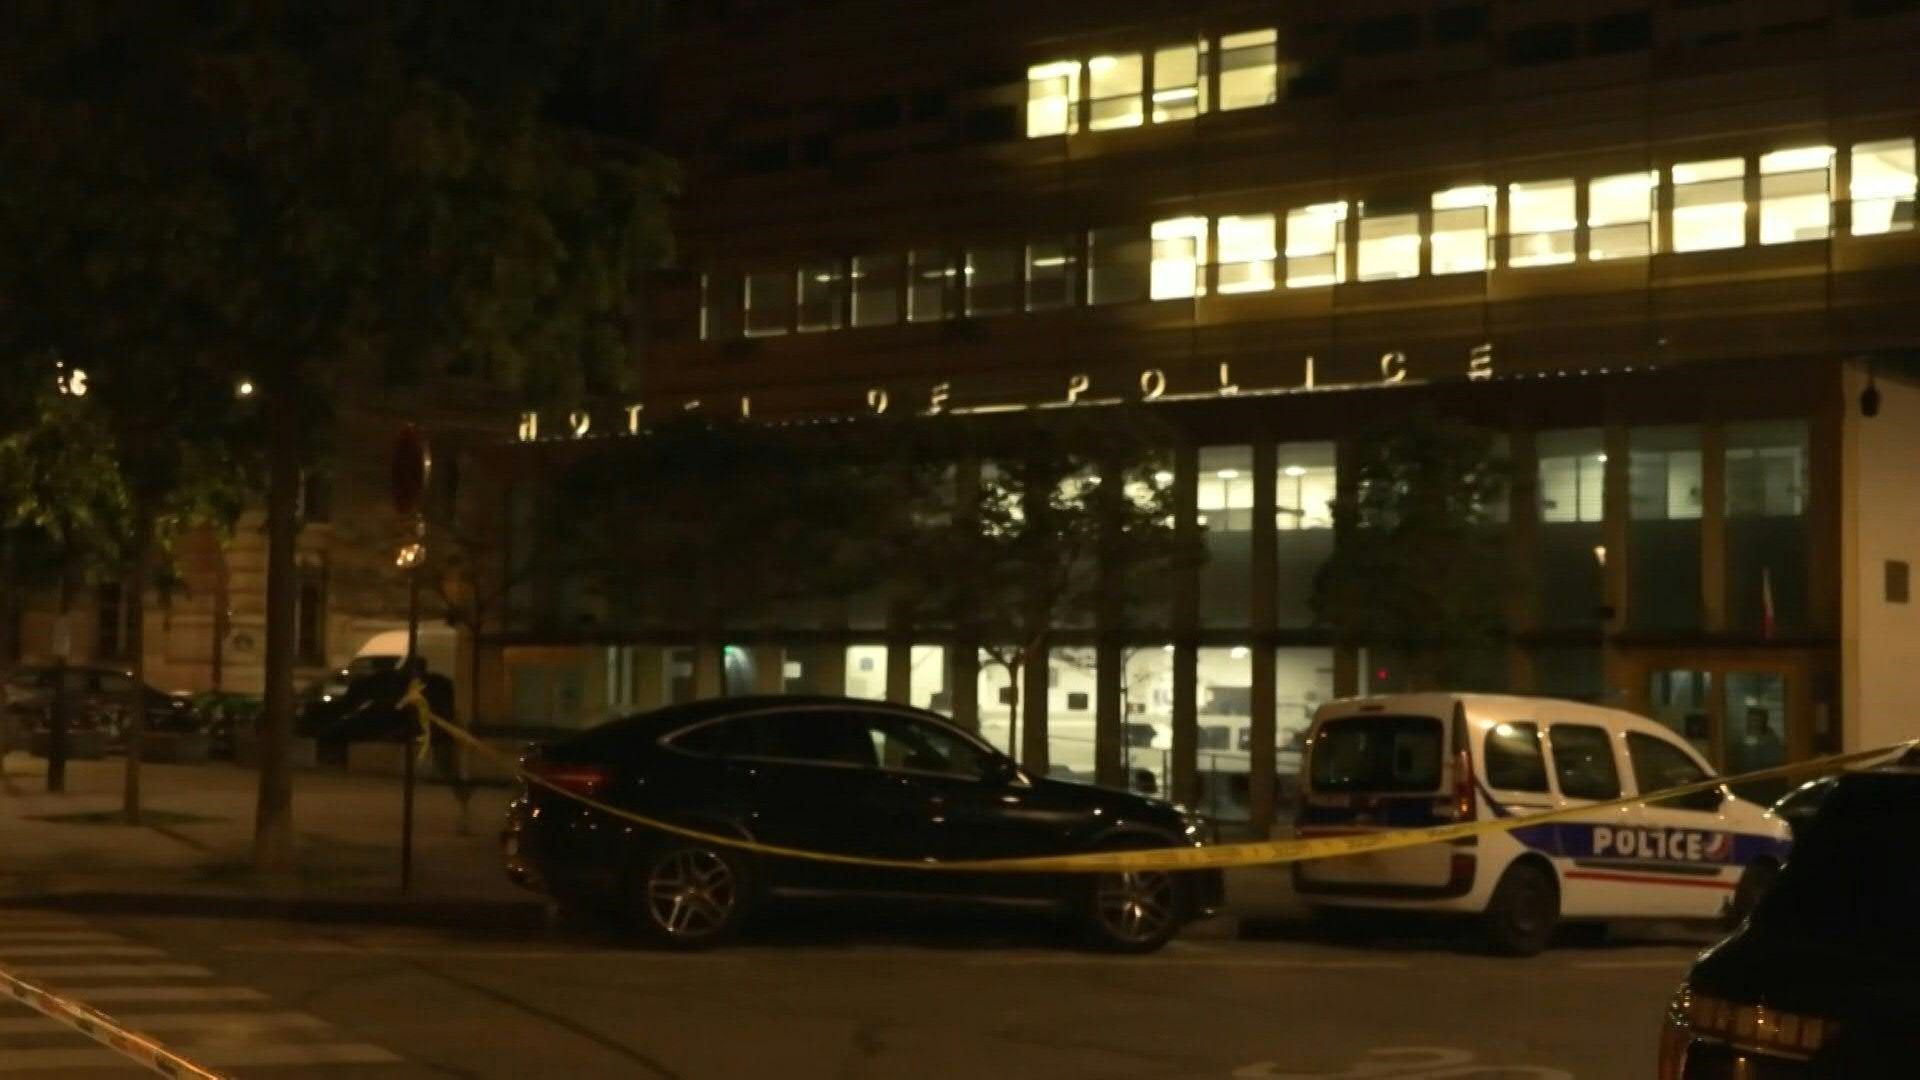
1309 715 1444 793
1751 774 1920 952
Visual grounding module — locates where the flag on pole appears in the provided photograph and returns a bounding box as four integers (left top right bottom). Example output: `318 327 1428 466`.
1761 567 1777 640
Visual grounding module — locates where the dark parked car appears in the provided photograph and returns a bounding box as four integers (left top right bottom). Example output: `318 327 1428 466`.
503 695 1224 952
2 664 199 747
1660 768 1920 1077
1767 745 1920 837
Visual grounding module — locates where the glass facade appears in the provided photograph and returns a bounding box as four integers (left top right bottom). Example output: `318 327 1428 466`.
1760 146 1834 245
1629 426 1704 632
907 248 953 322
850 254 899 327
1026 60 1080 137
1047 646 1100 779
796 262 844 332
1151 41 1208 122
1025 238 1077 311
1150 217 1208 299
1089 224 1150 305
1199 446 1253 628
1356 201 1420 281
1431 185 1495 274
1217 214 1277 294
1851 138 1917 235
1536 429 1606 627
1587 171 1656 260
1672 158 1747 252
1217 29 1278 111
1508 179 1577 267
744 270 792 336
965 246 1019 316
1286 202 1347 287
1087 53 1144 131
1276 442 1335 628
1726 420 1809 636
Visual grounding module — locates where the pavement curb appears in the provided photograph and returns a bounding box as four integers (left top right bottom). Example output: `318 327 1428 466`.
0 892 549 933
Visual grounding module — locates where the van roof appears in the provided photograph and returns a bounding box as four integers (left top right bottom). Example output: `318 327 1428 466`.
1318 692 1660 731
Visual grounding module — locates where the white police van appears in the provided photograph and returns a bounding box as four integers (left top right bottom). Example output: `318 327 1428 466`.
1293 694 1792 955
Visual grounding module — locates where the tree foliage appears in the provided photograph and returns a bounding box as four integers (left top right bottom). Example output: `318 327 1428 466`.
1311 411 1512 689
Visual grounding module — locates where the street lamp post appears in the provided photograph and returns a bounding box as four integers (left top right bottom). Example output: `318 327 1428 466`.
391 425 431 894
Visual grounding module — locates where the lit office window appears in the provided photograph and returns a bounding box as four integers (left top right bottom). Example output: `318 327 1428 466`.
1431 185 1495 274
744 270 792 337
965 246 1019 316
1357 201 1420 281
796 262 844 332
1218 29 1278 111
1276 445 1336 531
1507 179 1577 267
1538 436 1606 524
1025 238 1076 311
1150 217 1209 300
1630 433 1704 522
1087 53 1144 131
1026 60 1081 137
1217 214 1277 294
1760 146 1834 245
1726 421 1807 517
850 254 899 328
1850 138 1917 236
907 249 954 323
1672 158 1747 253
1198 447 1254 531
699 272 742 341
1286 202 1348 287
1152 41 1209 122
1089 225 1150 305
1587 171 1656 260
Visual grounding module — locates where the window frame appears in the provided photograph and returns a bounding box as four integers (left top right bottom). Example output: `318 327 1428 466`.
1482 721 1551 794
1625 730 1723 813
1547 722 1623 802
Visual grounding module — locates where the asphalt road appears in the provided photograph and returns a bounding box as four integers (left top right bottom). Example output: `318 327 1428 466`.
0 907 1709 1080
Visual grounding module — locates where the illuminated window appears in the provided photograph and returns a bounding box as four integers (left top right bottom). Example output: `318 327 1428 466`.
1286 202 1348 287
1357 201 1420 281
907 249 954 323
1025 238 1076 311
744 271 791 337
1760 147 1834 245
1026 60 1081 137
1587 171 1656 260
1198 446 1254 532
1507 179 1576 267
1850 138 1916 236
1726 421 1807 518
965 246 1019 316
850 254 899 327
1089 225 1150 305
1538 434 1606 524
1630 431 1703 522
1431 185 1495 274
1276 445 1336 531
1087 53 1144 131
699 272 742 341
796 262 844 332
1152 41 1209 122
1150 217 1208 300
1672 158 1747 252
1217 214 1277 293
1218 29 1278 111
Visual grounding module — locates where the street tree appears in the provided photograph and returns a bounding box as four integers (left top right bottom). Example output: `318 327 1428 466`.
0 3 674 868
1311 411 1513 690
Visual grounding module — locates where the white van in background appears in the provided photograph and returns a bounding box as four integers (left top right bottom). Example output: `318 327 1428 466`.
350 626 457 680
1293 693 1792 955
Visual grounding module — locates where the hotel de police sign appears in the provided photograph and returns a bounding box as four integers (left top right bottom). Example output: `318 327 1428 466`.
516 342 1500 442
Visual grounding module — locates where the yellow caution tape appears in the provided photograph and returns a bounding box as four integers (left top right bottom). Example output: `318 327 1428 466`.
398 679 435 764
0 960 225 1079
411 698 1913 875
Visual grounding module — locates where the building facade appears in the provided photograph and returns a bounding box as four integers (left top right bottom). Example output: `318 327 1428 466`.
491 0 1920 823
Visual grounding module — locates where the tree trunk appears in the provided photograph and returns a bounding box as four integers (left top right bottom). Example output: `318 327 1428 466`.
121 517 155 826
211 539 230 692
252 389 300 871
1020 641 1049 775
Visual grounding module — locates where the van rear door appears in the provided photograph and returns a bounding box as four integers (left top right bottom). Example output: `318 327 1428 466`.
1295 707 1464 893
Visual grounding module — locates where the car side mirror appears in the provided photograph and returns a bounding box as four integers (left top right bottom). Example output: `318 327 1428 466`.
982 757 1022 786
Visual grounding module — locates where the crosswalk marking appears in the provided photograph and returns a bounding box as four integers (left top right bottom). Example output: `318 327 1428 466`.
0 945 165 958
6 963 211 979
0 916 405 1072
0 1011 331 1035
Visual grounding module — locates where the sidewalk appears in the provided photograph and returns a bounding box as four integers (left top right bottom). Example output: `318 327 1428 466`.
0 750 542 929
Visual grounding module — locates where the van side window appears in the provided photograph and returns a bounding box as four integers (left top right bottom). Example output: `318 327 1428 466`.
1548 724 1621 801
1483 721 1548 792
1626 732 1722 813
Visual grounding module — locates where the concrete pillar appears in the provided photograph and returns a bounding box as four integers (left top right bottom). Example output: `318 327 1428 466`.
1021 645 1050 773
1602 424 1633 704
1171 441 1200 804
750 645 786 695
1094 637 1123 788
1248 442 1279 836
692 641 723 700
1507 428 1540 691
950 642 980 732
1702 421 1728 634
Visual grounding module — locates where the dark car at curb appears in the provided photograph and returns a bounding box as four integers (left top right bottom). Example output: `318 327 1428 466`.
1659 767 1920 1078
503 695 1224 952
2 664 200 748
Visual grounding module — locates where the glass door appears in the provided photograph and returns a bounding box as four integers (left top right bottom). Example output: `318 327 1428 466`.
1723 672 1789 803
1647 668 1715 760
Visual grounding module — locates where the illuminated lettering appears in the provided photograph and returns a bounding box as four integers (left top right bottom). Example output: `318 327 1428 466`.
517 412 539 442
1469 342 1494 382
568 410 592 437
1380 350 1409 384
739 395 752 419
1304 354 1316 389
867 388 890 414
625 403 645 434
682 399 701 412
1218 362 1239 396
1138 369 1167 400
1066 373 1090 403
928 382 951 415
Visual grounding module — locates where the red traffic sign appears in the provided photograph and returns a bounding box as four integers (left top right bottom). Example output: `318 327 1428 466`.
391 424 433 518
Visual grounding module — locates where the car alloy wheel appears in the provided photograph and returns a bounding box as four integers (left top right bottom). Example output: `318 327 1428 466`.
1093 870 1177 948
643 848 738 942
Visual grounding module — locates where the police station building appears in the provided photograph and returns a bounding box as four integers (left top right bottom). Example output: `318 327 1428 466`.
484 0 1920 826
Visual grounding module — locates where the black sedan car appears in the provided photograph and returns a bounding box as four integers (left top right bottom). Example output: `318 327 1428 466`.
2 664 199 747
504 696 1223 952
1660 767 1920 1077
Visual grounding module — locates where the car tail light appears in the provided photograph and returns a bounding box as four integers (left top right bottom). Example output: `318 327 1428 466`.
1662 983 1837 1069
1435 746 1476 822
529 763 609 798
